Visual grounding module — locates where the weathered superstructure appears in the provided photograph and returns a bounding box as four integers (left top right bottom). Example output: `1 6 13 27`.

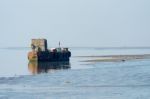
31 39 48 51
28 39 71 62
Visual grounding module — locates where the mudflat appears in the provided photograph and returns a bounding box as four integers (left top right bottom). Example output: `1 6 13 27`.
77 54 150 62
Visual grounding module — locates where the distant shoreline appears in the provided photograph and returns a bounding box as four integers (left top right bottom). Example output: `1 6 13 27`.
77 54 150 62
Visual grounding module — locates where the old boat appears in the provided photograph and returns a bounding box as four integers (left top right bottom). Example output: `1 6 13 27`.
28 39 71 62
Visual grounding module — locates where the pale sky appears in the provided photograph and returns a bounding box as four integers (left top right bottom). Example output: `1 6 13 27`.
0 0 150 47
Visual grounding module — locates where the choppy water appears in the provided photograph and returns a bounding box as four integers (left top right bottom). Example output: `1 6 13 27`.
0 47 150 99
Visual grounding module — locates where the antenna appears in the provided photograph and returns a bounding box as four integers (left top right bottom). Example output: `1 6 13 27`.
59 41 60 48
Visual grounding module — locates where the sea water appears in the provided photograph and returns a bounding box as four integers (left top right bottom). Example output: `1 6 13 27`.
0 47 150 99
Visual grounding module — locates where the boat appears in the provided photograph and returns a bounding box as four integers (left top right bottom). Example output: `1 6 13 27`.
28 39 71 62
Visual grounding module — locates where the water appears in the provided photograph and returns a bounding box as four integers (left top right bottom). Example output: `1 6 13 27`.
0 47 150 98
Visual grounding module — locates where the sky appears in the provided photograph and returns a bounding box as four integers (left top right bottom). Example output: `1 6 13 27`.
0 0 150 47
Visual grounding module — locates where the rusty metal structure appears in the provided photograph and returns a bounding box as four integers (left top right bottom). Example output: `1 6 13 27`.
28 39 71 62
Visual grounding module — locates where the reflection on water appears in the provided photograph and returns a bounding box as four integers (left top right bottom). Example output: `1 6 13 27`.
28 61 71 74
